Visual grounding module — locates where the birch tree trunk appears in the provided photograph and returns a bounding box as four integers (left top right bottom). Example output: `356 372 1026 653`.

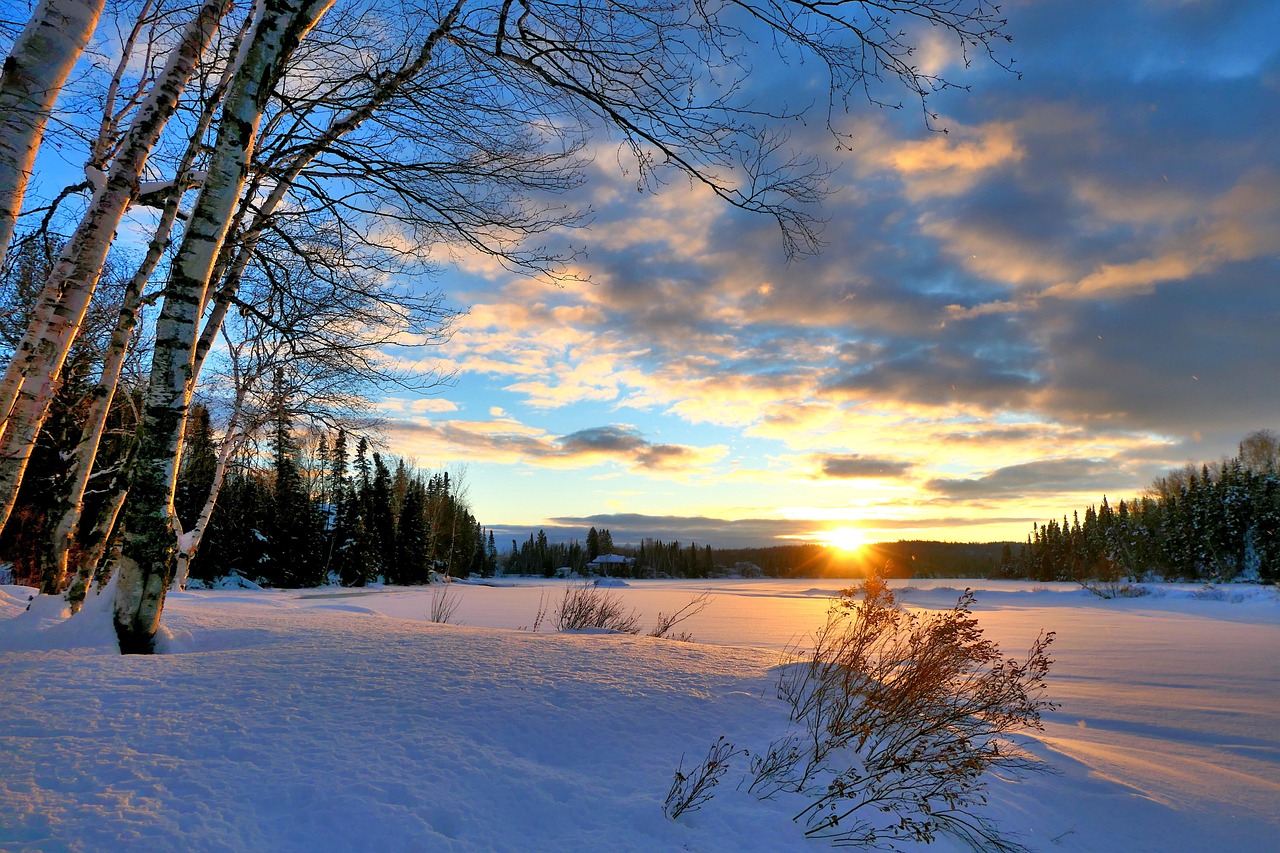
0 0 107 260
45 34 242 606
114 0 335 654
0 0 230 537
42 252 146 602
64 458 130 611
190 0 466 380
170 382 250 591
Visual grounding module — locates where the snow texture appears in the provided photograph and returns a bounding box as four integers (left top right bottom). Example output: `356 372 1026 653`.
1 578 1277 852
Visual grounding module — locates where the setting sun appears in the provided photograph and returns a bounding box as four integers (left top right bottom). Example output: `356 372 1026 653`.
823 526 867 553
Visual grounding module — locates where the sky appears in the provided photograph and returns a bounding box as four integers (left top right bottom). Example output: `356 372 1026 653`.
369 0 1280 550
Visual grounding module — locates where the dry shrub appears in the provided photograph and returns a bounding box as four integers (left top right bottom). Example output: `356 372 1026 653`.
771 575 1055 850
649 592 709 641
428 582 462 624
669 574 1057 853
555 582 640 633
663 736 743 819
1079 577 1150 599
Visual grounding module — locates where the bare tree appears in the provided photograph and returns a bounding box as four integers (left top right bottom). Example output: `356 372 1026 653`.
0 0 232 535
0 0 110 258
0 0 1014 651
1239 429 1279 473
44 18 247 606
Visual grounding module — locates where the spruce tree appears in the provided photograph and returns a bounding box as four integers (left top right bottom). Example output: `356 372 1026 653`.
397 477 430 584
174 403 218 532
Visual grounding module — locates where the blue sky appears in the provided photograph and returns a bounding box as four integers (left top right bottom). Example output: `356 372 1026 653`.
372 0 1280 549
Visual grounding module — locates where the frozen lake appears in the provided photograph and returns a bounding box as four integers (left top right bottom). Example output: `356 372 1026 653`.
3 577 1278 851
301 575 1280 848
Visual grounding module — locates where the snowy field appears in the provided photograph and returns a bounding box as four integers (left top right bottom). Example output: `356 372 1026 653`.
2 577 1278 852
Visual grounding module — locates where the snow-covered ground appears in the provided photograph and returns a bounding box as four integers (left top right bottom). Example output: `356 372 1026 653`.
1 577 1277 852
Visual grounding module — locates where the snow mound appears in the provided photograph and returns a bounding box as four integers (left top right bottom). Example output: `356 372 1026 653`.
301 602 383 616
593 577 630 587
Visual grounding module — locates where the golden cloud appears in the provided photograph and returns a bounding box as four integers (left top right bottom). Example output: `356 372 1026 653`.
875 120 1025 198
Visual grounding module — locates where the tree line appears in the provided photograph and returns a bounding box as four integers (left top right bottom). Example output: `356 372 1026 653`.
501 528 718 578
2 386 498 590
498 532 1009 579
1000 430 1280 584
181 406 498 588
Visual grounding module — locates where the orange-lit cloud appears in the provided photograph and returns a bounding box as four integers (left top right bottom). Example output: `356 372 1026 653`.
862 120 1024 199
384 417 726 477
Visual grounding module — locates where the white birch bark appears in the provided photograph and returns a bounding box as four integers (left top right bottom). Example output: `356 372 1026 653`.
114 0 335 653
46 22 245 605
190 0 468 379
0 0 108 259
63 466 129 611
170 380 251 591
43 278 143 599
0 0 230 537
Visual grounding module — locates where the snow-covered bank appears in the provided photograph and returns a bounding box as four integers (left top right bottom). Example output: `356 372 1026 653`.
1 580 1277 851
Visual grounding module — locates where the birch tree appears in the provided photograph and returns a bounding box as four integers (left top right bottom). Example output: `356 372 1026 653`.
0 0 109 259
0 0 231 535
43 14 250 607
113 0 339 652
0 0 1013 650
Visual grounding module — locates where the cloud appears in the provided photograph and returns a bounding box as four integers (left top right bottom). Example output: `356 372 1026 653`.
379 1 1280 546
381 397 458 415
870 120 1025 198
386 418 725 475
926 457 1137 500
556 426 709 472
817 454 913 479
533 513 820 548
1047 170 1280 300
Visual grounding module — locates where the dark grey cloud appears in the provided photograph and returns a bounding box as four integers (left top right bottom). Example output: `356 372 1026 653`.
818 454 912 479
821 342 1040 411
389 420 709 472
926 457 1139 500
557 426 703 471
1050 271 1280 432
557 426 646 454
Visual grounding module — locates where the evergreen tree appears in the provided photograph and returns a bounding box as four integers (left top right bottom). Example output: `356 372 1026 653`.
265 373 321 587
174 403 218 532
396 476 430 583
366 453 396 580
485 530 498 577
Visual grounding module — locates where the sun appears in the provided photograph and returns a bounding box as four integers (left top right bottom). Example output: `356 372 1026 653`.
823 526 867 553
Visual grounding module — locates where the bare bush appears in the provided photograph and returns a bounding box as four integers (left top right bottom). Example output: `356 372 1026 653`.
667 573 1057 852
1079 577 1150 599
744 734 803 800
428 582 462 624
520 591 549 632
1078 559 1149 599
1190 584 1248 603
554 582 640 633
663 736 743 819
770 575 1056 851
649 592 709 641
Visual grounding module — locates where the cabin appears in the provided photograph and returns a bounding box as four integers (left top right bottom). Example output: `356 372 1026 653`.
587 553 632 576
